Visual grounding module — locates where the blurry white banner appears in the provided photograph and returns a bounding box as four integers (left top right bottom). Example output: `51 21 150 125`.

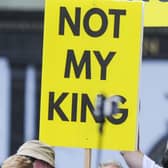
140 61 168 153
0 57 11 162
24 66 36 141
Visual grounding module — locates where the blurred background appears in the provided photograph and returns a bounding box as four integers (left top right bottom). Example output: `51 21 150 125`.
0 0 168 167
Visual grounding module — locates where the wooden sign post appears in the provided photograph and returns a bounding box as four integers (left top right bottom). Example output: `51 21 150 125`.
85 149 91 168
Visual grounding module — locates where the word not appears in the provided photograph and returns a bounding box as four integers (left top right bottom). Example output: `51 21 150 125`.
48 92 128 124
59 7 126 38
64 49 116 80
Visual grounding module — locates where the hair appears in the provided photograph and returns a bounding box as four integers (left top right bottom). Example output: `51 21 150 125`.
99 160 123 168
161 150 168 168
2 155 33 168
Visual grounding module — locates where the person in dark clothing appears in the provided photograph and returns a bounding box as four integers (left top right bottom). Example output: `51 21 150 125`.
161 144 168 168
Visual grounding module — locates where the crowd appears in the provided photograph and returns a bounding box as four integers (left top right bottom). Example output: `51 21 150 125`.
1 139 168 168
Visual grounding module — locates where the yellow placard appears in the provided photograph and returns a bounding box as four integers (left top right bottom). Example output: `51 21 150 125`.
144 0 168 27
39 0 144 150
